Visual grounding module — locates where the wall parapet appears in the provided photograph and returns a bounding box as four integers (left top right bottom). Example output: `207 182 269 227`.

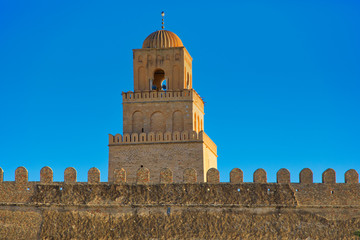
0 167 359 207
109 130 203 145
0 166 358 184
122 89 204 109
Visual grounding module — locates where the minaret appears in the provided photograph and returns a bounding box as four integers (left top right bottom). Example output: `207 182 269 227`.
108 15 217 182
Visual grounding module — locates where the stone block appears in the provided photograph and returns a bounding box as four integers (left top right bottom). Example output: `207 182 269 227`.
88 167 100 184
40 166 53 183
206 168 219 183
114 168 126 184
345 169 358 184
15 166 28 183
160 168 173 183
253 168 267 183
300 168 313 184
277 168 290 183
136 167 150 184
64 167 77 183
184 168 197 183
230 168 243 183
322 168 336 184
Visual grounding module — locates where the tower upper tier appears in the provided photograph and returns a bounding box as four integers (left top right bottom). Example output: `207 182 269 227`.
133 29 192 91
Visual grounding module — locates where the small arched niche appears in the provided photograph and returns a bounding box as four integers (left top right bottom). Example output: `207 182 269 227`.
187 72 190 89
152 69 167 91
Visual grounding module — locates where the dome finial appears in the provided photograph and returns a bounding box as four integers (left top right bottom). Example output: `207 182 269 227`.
161 11 165 29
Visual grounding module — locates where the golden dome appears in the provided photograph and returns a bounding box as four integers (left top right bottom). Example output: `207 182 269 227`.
142 30 183 49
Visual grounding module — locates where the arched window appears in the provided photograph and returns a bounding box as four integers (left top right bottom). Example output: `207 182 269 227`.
161 79 167 91
153 69 165 91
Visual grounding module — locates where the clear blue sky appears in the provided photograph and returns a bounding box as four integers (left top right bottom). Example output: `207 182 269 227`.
1 0 359 182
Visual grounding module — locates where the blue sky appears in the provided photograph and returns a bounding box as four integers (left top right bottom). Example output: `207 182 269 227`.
0 0 359 182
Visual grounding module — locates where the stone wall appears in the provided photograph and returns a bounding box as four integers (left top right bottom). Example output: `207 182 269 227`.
0 166 360 239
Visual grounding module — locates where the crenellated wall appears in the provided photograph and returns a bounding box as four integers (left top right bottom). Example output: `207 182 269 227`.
1 166 359 201
109 130 202 144
1 166 360 239
108 130 216 152
122 89 204 110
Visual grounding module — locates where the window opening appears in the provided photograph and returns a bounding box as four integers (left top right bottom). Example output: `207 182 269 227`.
161 79 167 91
153 69 166 91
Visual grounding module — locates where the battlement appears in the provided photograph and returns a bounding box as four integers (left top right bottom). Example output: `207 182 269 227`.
1 166 358 185
109 131 217 155
109 130 211 146
0 166 360 207
122 89 204 109
1 166 360 239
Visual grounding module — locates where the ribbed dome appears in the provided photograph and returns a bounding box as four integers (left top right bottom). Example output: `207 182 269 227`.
142 30 183 49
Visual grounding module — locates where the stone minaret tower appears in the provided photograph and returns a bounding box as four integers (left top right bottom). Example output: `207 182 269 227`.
108 29 217 182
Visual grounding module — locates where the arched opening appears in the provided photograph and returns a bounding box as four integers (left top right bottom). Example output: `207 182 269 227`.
150 111 166 132
152 69 166 91
138 67 145 90
197 115 200 133
132 111 144 133
194 113 197 132
172 111 184 132
161 79 167 91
